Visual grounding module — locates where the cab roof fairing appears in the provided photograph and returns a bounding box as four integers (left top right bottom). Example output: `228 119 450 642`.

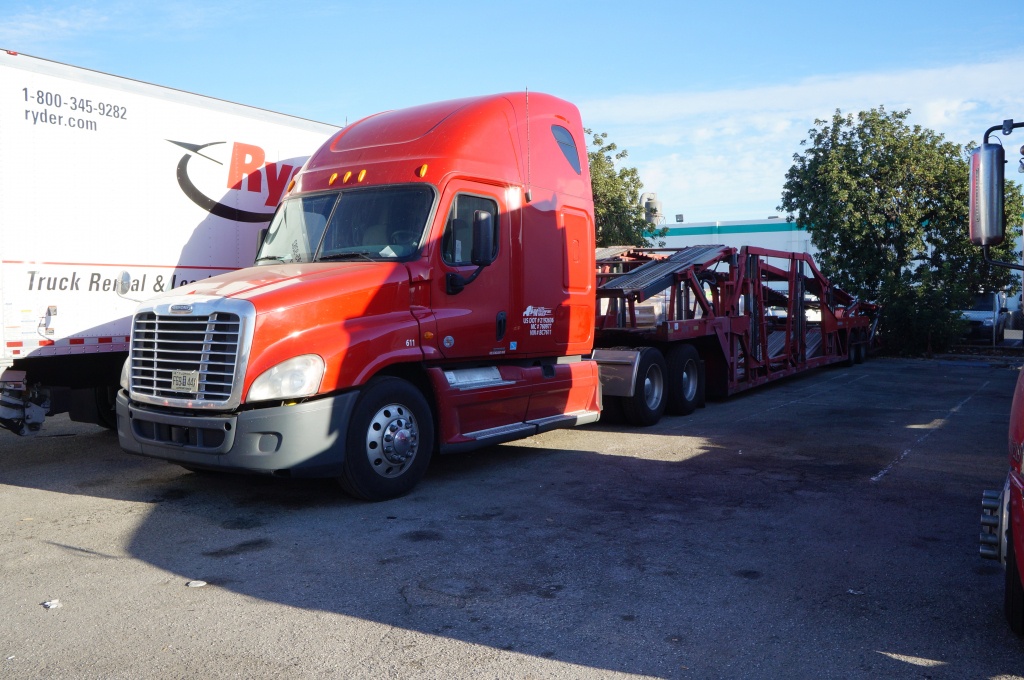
291 92 592 201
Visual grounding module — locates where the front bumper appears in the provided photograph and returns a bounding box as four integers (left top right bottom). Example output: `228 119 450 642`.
115 390 359 476
966 323 995 340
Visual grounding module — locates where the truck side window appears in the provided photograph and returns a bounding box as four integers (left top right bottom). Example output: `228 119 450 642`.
551 125 582 175
441 195 498 266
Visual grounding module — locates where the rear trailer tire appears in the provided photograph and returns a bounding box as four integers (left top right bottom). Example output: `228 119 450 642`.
845 333 857 367
339 377 434 502
854 331 866 364
1006 523 1024 636
666 344 703 416
621 347 667 427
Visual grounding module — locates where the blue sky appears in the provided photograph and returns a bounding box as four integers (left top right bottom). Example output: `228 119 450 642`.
4 0 1024 223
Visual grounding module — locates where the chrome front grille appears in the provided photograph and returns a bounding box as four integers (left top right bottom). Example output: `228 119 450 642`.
128 296 254 410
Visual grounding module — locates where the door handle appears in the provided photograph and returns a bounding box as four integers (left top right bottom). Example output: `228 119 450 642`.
496 311 506 341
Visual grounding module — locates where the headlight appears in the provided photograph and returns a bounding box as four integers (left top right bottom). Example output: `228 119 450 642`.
120 358 130 391
247 354 325 402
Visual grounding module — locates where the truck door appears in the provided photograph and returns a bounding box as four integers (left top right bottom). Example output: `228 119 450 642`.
431 184 511 360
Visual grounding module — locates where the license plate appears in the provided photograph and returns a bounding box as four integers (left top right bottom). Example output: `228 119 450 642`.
171 369 200 393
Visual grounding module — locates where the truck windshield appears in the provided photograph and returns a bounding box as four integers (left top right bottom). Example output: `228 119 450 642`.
970 294 994 312
256 185 435 264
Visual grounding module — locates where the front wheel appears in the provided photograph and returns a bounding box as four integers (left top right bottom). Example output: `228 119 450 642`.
339 377 434 501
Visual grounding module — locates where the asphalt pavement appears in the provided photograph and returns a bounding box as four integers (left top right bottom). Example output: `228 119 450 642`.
1 357 1023 679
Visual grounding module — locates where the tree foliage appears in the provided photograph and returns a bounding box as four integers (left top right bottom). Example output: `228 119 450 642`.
586 129 667 247
779 107 1024 355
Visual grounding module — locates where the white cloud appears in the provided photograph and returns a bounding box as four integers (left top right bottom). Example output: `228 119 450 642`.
579 54 1024 223
0 5 109 49
0 2 240 54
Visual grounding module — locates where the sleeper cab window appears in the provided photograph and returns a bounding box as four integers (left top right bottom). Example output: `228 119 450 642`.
551 125 581 174
441 194 499 266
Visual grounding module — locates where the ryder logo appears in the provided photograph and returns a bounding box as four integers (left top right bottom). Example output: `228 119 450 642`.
169 140 302 224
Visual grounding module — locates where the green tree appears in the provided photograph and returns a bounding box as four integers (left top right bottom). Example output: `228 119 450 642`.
779 107 1024 355
586 129 667 247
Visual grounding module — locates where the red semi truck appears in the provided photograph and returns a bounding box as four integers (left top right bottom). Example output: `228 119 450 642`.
114 92 875 500
973 118 1024 635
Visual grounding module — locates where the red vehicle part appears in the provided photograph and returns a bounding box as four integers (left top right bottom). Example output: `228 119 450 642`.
115 91 878 502
981 368 1024 634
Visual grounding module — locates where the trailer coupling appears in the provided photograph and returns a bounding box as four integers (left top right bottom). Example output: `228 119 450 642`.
0 370 50 436
980 477 1011 563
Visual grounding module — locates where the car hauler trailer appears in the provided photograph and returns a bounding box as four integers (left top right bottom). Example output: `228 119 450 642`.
114 92 876 501
0 51 337 435
972 117 1024 636
592 244 877 426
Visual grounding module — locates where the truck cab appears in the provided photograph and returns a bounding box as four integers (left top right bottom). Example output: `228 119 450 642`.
115 93 602 501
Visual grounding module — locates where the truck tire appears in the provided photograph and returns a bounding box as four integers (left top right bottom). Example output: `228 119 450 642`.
95 386 118 430
1006 523 1024 636
854 331 866 364
599 392 626 424
666 344 703 416
339 377 434 502
621 347 667 427
845 332 857 367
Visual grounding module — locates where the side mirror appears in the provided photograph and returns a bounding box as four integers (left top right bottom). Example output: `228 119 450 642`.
116 270 141 302
969 143 1006 246
447 211 498 295
471 211 496 266
117 271 132 297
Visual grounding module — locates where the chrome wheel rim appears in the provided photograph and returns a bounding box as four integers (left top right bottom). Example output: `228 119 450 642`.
364 403 419 478
643 364 665 411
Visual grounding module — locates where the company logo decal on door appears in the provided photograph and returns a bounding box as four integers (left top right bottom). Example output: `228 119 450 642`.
522 306 554 336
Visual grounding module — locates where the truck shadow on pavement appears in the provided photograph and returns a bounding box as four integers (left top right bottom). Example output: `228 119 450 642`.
4 358 1024 678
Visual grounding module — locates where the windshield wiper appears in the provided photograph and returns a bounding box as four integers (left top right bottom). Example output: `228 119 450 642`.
319 251 377 262
255 255 287 263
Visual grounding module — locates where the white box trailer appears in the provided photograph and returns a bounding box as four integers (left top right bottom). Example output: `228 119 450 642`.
661 218 814 255
0 51 338 434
